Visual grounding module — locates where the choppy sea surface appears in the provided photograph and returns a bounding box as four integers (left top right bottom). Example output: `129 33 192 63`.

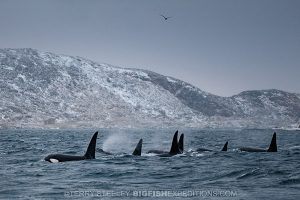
0 128 300 200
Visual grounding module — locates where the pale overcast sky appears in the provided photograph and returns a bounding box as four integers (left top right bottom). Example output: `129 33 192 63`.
0 0 299 96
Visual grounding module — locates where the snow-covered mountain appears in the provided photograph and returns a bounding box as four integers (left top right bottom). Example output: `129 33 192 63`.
0 48 299 128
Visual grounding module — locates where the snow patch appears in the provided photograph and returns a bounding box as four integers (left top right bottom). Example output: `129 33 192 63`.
167 77 177 83
3 66 14 70
7 83 20 92
17 74 27 82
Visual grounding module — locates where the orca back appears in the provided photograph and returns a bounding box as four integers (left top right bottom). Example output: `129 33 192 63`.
45 154 85 162
178 134 184 153
169 130 180 155
267 132 277 152
132 139 143 156
84 131 98 159
221 141 228 151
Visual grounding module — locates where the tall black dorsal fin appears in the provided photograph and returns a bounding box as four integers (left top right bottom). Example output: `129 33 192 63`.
178 133 184 153
221 141 228 151
169 130 180 155
132 139 143 156
267 132 277 152
84 131 98 159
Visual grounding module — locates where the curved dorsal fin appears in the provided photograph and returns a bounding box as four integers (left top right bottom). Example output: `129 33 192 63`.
221 141 228 151
84 131 98 159
169 130 180 155
267 132 277 152
132 139 143 156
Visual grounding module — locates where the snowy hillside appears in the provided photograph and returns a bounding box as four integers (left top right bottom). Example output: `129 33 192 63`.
0 48 299 128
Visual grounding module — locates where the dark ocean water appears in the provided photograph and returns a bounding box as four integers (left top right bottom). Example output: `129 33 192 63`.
0 128 300 200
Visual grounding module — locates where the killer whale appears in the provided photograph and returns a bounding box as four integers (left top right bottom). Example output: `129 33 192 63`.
147 131 184 156
132 139 143 156
45 131 98 163
239 132 277 152
97 138 143 156
169 131 181 155
196 141 228 152
147 130 184 157
221 141 228 151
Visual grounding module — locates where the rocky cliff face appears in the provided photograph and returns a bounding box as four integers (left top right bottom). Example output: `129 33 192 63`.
0 48 299 128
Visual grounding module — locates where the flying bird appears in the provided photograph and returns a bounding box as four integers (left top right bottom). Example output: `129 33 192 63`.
160 14 172 21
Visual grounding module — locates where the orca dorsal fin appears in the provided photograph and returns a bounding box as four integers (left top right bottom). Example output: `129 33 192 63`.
178 133 184 153
169 130 180 155
267 132 277 152
132 139 143 156
84 131 98 159
221 141 228 151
